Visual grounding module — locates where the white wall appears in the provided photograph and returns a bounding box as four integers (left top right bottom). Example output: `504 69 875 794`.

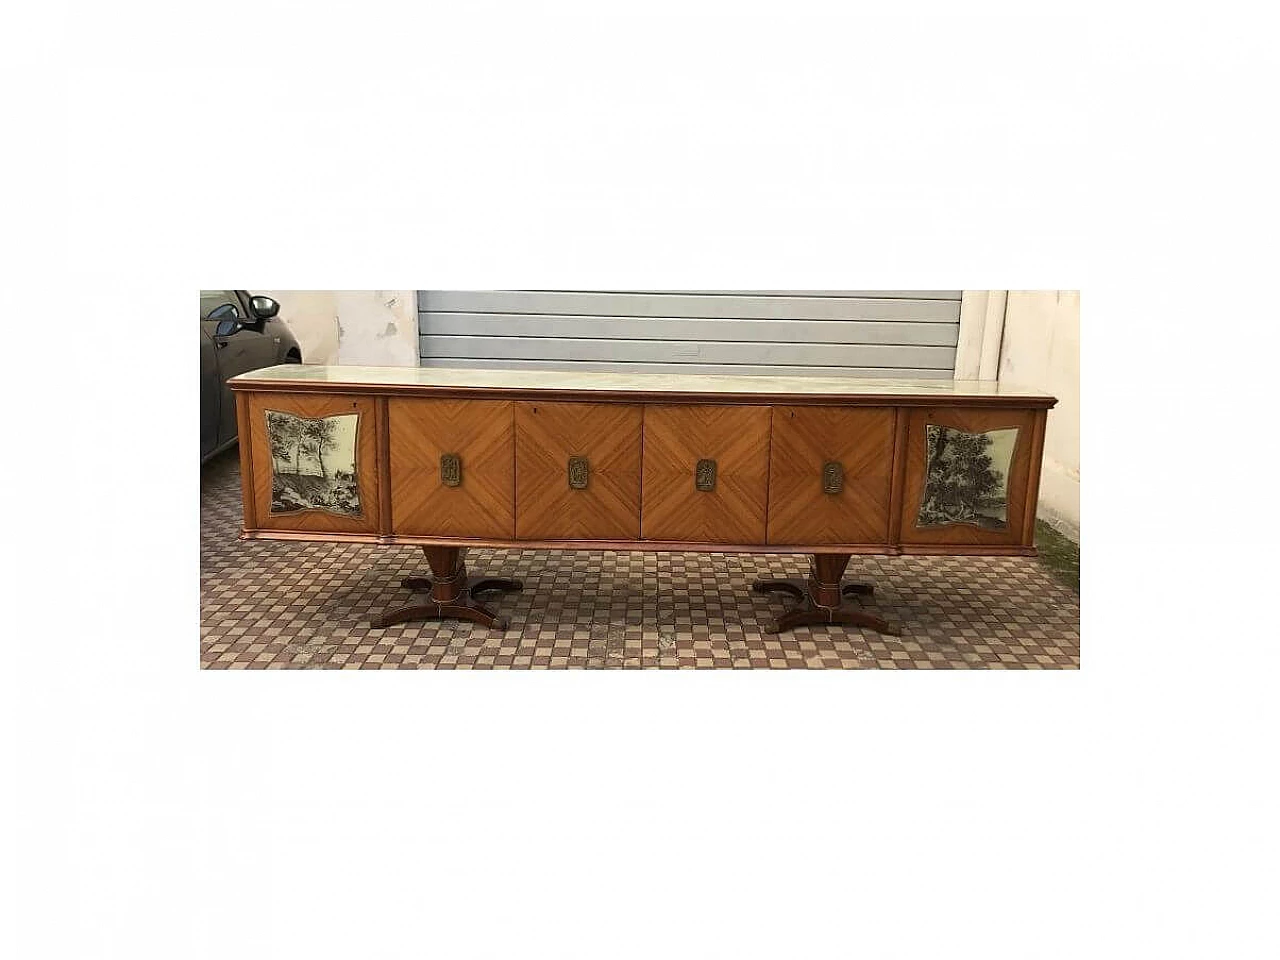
997 291 1080 540
260 290 419 366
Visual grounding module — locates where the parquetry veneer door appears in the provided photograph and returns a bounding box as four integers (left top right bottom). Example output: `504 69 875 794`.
766 406 896 544
641 404 771 543
514 401 642 539
388 398 515 538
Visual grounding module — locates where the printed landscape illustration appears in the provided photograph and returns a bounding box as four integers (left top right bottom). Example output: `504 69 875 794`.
917 425 1017 529
266 411 361 517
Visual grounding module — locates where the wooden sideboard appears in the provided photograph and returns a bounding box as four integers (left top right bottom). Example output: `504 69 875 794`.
230 365 1057 635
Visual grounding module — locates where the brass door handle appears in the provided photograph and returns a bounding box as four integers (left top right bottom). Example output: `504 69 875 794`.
822 460 844 494
440 452 462 487
568 455 589 489
695 458 717 492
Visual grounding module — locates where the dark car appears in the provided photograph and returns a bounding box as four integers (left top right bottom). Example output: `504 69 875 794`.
201 290 301 462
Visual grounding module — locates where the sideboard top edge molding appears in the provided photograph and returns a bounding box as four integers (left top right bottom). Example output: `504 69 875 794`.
231 365 1057 408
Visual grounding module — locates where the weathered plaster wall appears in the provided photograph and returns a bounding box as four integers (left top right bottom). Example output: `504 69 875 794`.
997 290 1080 540
260 290 418 366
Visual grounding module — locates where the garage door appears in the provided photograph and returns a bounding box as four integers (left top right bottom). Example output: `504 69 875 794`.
417 291 962 378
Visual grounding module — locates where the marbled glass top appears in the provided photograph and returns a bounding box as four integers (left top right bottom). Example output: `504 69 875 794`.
233 364 1054 400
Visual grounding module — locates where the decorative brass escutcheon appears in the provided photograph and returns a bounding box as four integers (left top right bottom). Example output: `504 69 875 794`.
440 452 462 487
822 460 844 494
568 455 589 489
695 458 717 492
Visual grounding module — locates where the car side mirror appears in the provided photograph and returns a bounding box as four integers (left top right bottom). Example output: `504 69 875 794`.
249 296 280 320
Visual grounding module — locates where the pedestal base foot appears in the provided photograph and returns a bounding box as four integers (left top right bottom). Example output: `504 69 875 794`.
372 547 521 631
370 597 511 631
401 575 524 596
770 602 900 637
753 555 900 637
753 577 875 600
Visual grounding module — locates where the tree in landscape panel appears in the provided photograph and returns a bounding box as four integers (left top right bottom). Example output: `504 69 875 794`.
918 425 1011 528
297 437 320 474
266 411 361 517
301 417 339 478
266 412 303 474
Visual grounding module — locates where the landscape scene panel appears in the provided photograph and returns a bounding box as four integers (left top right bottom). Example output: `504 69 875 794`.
917 425 1018 530
266 411 361 517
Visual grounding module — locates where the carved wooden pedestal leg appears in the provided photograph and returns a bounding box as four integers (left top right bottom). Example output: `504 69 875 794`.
370 546 523 630
753 553 900 636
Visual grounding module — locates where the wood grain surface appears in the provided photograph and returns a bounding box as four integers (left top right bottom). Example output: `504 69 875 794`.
514 401 642 539
766 406 896 544
234 383 1054 559
640 404 771 543
388 398 514 538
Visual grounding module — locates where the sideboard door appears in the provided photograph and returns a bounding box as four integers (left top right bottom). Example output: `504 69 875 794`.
514 401 642 540
388 398 515 538
898 407 1042 548
244 392 381 535
766 406 896 545
641 404 771 543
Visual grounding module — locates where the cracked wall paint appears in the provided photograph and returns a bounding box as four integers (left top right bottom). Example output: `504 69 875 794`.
260 290 418 367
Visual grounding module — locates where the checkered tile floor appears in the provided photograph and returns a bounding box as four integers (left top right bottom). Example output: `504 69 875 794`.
201 448 1080 669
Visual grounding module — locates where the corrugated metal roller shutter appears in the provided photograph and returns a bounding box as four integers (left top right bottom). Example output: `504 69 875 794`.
417 291 962 378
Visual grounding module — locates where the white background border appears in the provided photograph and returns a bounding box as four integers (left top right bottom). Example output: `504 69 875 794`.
6 3 1277 959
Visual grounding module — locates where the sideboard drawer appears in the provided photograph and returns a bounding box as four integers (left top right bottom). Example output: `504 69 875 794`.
641 404 771 543
767 406 896 544
515 401 642 539
245 392 381 535
899 406 1040 547
388 398 514 538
